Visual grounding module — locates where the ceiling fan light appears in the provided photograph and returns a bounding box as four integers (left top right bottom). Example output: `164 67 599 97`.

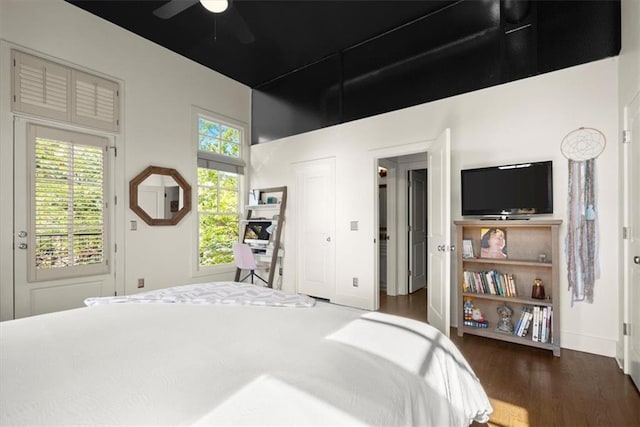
200 0 228 13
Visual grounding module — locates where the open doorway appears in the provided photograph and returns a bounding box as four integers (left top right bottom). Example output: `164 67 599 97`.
373 129 451 333
377 153 428 322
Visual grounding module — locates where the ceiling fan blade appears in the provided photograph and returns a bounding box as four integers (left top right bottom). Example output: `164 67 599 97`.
227 8 255 44
153 0 199 20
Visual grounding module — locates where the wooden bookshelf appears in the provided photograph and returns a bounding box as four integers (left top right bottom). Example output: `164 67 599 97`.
455 219 562 357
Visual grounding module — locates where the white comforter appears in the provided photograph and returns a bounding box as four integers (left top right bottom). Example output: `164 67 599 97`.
85 281 316 308
1 287 492 426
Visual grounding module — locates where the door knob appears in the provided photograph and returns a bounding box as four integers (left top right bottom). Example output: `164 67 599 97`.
18 231 27 238
17 243 27 249
326 236 331 242
634 256 640 265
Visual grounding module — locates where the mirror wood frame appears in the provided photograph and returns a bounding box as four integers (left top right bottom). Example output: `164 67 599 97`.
129 166 192 226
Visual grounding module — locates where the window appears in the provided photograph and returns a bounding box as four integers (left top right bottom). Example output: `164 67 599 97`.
28 124 109 281
12 50 120 132
196 113 246 268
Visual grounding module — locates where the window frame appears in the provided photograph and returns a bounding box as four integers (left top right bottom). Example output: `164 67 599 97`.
27 123 111 282
12 49 120 132
193 107 248 275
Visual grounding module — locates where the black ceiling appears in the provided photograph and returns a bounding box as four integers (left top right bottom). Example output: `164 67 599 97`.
66 1 621 144
66 0 463 88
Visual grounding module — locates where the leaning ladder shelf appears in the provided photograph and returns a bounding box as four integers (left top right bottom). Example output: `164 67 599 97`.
236 186 287 288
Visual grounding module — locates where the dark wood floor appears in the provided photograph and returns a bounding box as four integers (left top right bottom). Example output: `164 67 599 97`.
378 289 640 427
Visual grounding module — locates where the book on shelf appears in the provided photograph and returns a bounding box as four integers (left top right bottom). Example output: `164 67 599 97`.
532 306 539 341
532 306 553 343
464 320 489 328
539 307 548 343
514 307 533 337
514 305 553 341
462 270 517 297
520 311 533 337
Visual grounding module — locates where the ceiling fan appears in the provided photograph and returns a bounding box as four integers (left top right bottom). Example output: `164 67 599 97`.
153 0 255 44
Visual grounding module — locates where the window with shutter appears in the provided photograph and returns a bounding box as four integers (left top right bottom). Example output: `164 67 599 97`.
28 124 110 281
12 50 120 132
12 50 71 122
72 70 120 132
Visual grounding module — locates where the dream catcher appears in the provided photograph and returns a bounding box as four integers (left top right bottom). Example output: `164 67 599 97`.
561 127 606 305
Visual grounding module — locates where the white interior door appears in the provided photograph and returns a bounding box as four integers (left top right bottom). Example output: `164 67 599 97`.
13 118 115 318
626 92 640 389
378 184 387 291
295 158 335 300
409 169 427 293
427 129 451 336
138 185 164 218
385 166 398 296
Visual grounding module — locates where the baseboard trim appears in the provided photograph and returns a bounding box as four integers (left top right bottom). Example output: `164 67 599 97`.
560 330 617 357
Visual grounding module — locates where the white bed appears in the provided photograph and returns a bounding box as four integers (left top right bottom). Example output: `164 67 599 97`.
1 282 492 426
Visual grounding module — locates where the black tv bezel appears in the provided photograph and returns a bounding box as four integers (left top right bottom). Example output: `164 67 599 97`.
460 160 553 218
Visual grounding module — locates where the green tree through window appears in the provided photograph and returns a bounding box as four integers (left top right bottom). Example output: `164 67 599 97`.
197 115 243 267
29 124 109 281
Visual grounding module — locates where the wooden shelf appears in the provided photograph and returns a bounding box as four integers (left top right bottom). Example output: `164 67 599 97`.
455 219 561 357
461 325 561 357
461 292 553 307
462 258 553 268
245 204 280 209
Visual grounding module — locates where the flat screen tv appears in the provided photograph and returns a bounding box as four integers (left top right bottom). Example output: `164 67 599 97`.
461 160 553 218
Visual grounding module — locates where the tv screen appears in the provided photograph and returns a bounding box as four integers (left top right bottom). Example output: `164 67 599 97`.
461 161 553 217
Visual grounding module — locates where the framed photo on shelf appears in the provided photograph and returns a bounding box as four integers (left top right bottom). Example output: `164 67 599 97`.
462 239 475 259
480 227 508 259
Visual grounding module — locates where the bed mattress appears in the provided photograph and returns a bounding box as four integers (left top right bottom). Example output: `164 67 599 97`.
1 284 491 426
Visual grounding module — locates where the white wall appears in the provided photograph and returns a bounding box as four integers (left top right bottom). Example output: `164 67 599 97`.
0 0 251 318
252 58 620 357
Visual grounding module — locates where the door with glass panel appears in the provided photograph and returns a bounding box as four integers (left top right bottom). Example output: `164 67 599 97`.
13 119 115 318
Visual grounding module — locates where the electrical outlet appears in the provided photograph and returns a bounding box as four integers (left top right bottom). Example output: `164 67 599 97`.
352 277 358 287
137 278 144 288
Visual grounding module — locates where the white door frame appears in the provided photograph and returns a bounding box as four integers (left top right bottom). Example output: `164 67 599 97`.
0 41 125 320
13 117 118 318
0 42 15 320
379 158 398 296
621 91 640 388
371 140 433 310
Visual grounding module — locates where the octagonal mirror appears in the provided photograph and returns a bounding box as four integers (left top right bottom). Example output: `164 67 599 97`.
130 166 192 226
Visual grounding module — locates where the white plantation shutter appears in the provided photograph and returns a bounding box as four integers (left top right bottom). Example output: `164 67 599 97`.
28 124 110 281
12 50 120 132
12 50 71 122
72 70 120 131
